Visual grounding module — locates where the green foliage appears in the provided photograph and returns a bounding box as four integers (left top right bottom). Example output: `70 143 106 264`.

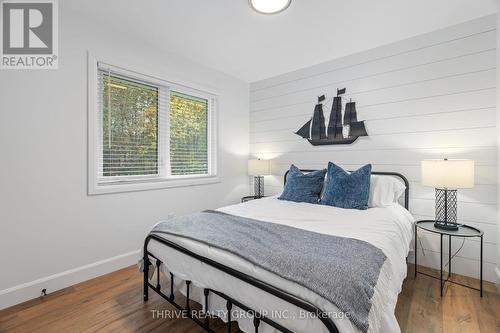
170 92 208 176
102 75 158 177
101 74 208 178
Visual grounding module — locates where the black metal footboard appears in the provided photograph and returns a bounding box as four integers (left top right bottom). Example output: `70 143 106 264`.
143 234 340 333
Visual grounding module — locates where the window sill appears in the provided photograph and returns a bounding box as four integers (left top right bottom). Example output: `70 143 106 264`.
88 175 220 195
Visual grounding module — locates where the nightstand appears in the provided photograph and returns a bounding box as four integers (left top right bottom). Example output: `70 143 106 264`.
414 220 483 296
241 195 265 203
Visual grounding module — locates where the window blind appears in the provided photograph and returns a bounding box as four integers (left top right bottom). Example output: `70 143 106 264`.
96 66 168 181
169 91 209 176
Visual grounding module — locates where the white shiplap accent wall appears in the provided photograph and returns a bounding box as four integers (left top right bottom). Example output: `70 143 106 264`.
250 15 497 282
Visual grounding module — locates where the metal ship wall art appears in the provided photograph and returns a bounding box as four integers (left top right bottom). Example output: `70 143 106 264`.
295 88 368 146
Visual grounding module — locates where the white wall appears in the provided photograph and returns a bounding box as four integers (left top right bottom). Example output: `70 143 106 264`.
497 12 500 286
250 15 498 282
0 7 249 308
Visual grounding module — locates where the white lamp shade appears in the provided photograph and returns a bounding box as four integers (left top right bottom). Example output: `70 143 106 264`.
421 159 474 189
248 159 270 176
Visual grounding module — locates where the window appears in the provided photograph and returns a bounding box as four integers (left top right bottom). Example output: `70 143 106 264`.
88 59 217 194
101 72 161 178
169 92 209 176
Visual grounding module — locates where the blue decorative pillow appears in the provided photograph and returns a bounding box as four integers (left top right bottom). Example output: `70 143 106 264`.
278 165 327 204
320 163 372 210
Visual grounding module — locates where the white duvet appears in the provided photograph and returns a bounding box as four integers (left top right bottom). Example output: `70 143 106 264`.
147 197 414 333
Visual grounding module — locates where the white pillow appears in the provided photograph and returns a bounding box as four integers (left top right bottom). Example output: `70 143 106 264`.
368 175 406 208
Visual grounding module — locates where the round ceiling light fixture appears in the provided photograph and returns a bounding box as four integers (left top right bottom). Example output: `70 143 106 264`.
249 0 292 14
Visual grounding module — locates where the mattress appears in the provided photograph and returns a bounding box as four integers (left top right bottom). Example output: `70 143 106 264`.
146 196 414 333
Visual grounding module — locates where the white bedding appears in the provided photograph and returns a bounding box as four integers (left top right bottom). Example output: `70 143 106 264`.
147 197 414 333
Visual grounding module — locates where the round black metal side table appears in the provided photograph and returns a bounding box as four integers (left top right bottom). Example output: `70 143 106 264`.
414 220 483 297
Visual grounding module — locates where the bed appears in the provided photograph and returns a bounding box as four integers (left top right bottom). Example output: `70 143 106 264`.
142 170 414 333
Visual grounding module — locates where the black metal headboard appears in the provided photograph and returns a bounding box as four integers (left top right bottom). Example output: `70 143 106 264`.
283 169 410 210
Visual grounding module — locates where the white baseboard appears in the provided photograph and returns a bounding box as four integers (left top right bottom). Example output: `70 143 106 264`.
0 249 140 310
495 267 500 292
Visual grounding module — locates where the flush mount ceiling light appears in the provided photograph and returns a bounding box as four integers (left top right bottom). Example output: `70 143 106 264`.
249 0 292 14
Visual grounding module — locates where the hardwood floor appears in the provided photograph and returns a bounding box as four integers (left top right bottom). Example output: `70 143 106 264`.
396 266 499 333
0 265 498 333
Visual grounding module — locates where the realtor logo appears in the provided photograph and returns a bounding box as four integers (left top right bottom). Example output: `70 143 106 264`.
1 0 58 69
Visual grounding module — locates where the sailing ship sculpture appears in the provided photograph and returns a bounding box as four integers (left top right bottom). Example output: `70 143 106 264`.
295 88 368 146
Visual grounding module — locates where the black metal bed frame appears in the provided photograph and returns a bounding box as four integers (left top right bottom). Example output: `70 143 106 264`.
143 170 409 333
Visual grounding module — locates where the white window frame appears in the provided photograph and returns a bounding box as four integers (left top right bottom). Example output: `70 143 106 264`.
88 53 219 195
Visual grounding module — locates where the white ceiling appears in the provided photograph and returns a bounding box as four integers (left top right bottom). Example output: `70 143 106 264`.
63 0 498 83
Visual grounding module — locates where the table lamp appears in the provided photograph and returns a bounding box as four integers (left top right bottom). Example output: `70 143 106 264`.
248 159 271 198
421 159 474 231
